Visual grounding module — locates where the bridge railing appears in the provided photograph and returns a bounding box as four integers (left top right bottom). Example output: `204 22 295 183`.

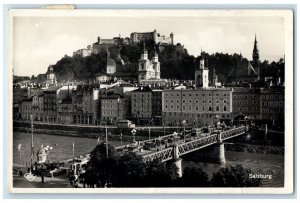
220 126 246 140
142 147 173 163
136 126 247 163
115 133 176 151
178 134 218 156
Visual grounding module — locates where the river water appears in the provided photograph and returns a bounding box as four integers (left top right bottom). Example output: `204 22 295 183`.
13 132 125 165
13 131 284 187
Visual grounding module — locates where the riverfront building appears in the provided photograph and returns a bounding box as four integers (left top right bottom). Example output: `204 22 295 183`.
43 86 60 122
232 87 261 120
162 88 233 126
71 85 100 125
260 87 284 123
57 97 73 125
100 93 130 125
131 86 163 125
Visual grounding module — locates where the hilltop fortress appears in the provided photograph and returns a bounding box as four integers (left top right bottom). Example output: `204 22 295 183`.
73 29 174 57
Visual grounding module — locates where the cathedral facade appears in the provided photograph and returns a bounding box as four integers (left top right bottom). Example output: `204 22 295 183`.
138 45 161 82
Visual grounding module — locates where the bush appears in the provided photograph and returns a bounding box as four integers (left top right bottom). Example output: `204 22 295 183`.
210 164 262 187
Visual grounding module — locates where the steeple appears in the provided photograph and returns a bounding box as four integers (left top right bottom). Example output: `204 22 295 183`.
143 42 148 55
152 47 159 63
140 42 148 60
252 34 259 63
252 34 261 81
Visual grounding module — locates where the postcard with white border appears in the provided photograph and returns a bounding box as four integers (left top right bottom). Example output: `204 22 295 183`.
8 8 294 194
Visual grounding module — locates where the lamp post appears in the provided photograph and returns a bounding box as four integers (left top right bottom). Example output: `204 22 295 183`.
173 132 178 145
117 98 120 121
214 115 220 127
131 128 137 143
30 114 34 170
120 133 123 146
45 145 53 163
182 120 186 143
148 126 151 140
244 115 251 127
105 125 108 159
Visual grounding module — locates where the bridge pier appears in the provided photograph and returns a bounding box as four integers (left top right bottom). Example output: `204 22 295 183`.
172 158 183 178
212 133 226 165
198 133 226 165
212 142 226 165
172 144 183 178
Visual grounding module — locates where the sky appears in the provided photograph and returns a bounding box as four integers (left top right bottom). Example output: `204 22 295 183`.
13 14 285 76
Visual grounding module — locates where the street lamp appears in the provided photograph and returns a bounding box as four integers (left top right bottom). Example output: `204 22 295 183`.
117 98 120 121
45 145 53 163
120 133 123 146
131 128 137 143
244 116 250 126
172 131 178 145
182 120 186 142
148 125 151 140
105 125 108 159
213 115 220 127
30 114 34 170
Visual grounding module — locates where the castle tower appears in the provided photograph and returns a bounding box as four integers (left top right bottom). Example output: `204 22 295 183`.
252 34 261 80
170 32 174 45
195 53 209 88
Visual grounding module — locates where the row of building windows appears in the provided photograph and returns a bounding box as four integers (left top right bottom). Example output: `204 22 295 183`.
164 93 228 97
233 107 259 112
261 94 283 99
233 100 258 105
165 105 227 112
132 94 151 98
233 94 258 99
102 104 122 109
165 99 227 104
163 112 231 118
102 111 121 115
262 101 284 106
133 99 150 103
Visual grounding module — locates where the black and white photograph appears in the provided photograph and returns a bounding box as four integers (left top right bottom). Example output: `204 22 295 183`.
8 9 293 194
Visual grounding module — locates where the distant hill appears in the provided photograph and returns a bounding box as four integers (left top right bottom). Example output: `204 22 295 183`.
43 40 284 83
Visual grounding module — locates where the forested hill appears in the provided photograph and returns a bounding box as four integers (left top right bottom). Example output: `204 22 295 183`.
37 41 285 83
